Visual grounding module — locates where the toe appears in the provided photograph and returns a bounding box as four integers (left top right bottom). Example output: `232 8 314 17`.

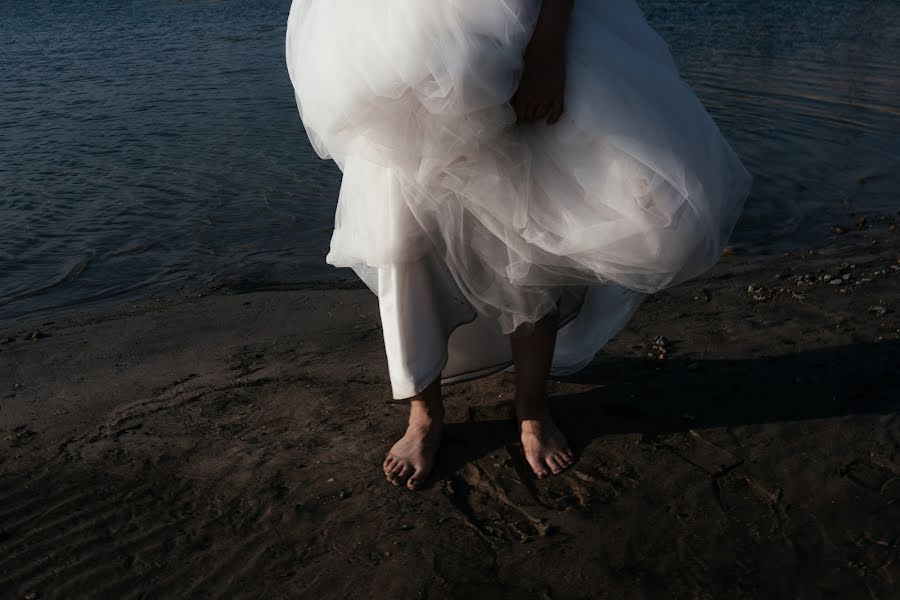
547 455 563 474
555 453 573 472
529 456 550 478
383 456 396 475
407 468 425 491
386 462 405 484
394 464 413 486
524 452 547 478
386 469 400 485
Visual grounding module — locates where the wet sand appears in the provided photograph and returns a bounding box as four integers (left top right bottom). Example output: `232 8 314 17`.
2 216 899 599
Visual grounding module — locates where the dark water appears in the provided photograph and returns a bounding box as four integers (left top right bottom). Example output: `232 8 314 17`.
2 0 899 322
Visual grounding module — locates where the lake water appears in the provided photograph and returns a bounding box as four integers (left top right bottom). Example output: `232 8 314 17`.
2 0 899 322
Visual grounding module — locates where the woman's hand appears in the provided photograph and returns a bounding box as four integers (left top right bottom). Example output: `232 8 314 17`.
511 0 573 125
511 41 566 125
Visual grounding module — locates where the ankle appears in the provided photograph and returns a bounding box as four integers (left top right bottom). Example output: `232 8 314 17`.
519 413 552 427
409 398 444 425
515 402 552 426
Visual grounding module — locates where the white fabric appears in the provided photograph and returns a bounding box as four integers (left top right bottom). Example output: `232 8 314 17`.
377 250 647 399
285 0 752 398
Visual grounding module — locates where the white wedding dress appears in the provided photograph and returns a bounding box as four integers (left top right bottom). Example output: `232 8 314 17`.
285 0 752 399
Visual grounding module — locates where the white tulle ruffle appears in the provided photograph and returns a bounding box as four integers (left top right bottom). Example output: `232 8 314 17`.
286 0 752 335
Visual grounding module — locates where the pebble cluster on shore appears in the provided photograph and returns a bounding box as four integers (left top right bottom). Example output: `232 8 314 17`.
744 255 899 306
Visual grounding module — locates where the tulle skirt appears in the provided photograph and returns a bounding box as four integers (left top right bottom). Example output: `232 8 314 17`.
285 0 752 397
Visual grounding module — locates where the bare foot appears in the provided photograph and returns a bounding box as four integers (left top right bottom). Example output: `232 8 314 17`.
383 389 443 490
519 415 574 478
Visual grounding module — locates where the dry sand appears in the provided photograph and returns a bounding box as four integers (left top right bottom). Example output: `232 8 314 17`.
2 218 899 599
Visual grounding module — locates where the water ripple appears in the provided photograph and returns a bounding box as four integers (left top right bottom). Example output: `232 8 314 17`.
1 0 898 321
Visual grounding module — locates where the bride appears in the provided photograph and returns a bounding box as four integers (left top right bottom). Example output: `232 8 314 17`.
285 0 752 490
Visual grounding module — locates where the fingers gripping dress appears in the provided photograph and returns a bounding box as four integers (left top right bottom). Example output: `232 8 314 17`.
285 0 752 399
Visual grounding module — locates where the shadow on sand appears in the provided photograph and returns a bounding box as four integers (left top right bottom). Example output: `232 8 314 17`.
433 340 900 479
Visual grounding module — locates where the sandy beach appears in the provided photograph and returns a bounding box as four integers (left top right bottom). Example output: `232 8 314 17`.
2 217 899 598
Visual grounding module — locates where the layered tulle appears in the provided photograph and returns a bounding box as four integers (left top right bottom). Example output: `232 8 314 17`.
286 0 752 334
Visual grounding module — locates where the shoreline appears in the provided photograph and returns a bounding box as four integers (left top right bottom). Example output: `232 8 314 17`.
3 206 897 334
2 223 899 597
